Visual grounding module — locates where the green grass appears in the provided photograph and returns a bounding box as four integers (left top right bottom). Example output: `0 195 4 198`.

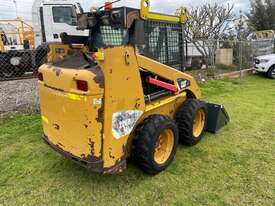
0 75 274 206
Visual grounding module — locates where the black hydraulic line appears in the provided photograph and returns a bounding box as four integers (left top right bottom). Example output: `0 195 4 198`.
145 90 173 103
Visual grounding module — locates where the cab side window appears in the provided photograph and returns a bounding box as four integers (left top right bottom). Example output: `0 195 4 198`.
52 7 77 26
143 21 183 71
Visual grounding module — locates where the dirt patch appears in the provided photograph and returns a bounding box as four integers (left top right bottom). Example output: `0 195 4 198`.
0 78 39 119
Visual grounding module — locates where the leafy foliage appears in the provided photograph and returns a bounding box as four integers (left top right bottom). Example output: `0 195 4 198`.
247 0 275 30
181 3 234 66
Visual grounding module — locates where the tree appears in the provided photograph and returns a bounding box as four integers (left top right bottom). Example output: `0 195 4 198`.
222 11 255 70
247 0 275 30
181 3 234 67
224 10 253 41
235 11 253 40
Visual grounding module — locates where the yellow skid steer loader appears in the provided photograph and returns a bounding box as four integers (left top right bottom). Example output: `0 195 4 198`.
38 0 229 175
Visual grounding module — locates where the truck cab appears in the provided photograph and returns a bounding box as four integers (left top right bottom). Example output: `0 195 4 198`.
32 0 88 47
254 54 275 79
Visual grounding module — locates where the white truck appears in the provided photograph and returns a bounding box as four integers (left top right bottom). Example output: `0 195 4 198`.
254 54 275 79
32 0 88 47
0 0 88 78
185 42 204 69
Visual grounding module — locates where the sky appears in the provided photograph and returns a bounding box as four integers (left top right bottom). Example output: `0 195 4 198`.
0 0 251 21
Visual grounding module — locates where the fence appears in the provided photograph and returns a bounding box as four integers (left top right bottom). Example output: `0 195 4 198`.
0 19 48 81
0 38 273 117
184 39 274 79
1 39 273 81
0 48 48 81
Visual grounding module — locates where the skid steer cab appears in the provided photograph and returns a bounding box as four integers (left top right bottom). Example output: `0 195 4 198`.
38 0 229 175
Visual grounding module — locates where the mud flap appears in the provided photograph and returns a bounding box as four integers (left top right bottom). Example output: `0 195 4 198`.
206 103 230 133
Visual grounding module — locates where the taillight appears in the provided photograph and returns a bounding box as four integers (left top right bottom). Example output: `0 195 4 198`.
76 80 88 92
38 72 43 81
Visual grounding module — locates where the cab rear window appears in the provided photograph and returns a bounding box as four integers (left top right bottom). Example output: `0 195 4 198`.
91 26 128 50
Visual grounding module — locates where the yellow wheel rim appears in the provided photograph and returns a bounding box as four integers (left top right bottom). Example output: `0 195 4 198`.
154 129 174 165
193 109 206 138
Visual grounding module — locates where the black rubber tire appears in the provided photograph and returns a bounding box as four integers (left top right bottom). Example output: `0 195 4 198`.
14 52 32 77
0 53 14 78
133 115 179 175
267 66 275 79
0 52 31 78
0 65 15 78
175 99 207 146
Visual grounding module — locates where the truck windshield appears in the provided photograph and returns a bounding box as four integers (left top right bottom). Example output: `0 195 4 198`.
90 25 128 51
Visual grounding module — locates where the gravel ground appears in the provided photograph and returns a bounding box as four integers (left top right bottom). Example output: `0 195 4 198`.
0 78 39 118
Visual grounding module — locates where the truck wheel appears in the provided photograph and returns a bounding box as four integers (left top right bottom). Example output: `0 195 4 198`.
13 52 31 77
0 52 31 78
0 54 15 78
267 66 275 79
133 115 179 175
0 65 15 78
175 99 207 146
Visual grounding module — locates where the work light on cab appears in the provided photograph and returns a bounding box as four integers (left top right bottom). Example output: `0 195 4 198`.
90 52 104 61
105 2 113 10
